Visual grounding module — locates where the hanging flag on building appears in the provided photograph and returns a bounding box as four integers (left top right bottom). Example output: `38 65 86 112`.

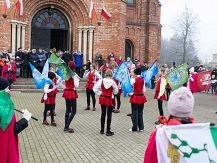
15 0 24 16
101 6 111 20
3 0 10 13
89 0 96 20
156 123 217 163
166 63 188 90
113 62 133 97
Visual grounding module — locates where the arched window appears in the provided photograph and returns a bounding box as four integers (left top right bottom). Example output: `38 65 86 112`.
125 39 134 60
127 0 135 5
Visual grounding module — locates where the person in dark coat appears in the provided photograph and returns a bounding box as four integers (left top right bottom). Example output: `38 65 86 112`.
29 49 39 70
0 77 32 163
15 48 24 77
37 48 47 73
62 50 73 65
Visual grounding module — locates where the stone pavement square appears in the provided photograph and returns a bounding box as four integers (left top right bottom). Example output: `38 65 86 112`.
11 90 217 163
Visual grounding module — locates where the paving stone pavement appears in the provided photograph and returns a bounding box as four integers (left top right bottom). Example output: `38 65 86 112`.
11 90 217 163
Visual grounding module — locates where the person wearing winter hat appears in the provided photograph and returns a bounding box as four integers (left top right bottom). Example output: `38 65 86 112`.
62 61 80 133
0 77 32 163
93 69 118 136
41 71 58 126
83 64 102 111
154 68 167 125
129 68 147 132
144 87 195 163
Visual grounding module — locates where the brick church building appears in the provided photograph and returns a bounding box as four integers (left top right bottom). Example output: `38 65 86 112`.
0 0 161 64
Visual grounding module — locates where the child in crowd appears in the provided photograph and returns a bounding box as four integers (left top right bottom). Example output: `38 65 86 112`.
144 87 195 163
93 69 118 136
154 68 167 125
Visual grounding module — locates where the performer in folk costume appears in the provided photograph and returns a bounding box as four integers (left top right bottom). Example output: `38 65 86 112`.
0 77 32 163
188 67 198 93
41 71 59 126
144 87 195 163
62 61 80 133
2 60 16 89
129 68 147 132
93 69 118 136
83 64 102 111
154 68 167 125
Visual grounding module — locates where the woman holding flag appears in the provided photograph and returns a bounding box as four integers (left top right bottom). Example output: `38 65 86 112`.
129 68 147 132
62 61 80 133
83 64 102 111
93 69 118 136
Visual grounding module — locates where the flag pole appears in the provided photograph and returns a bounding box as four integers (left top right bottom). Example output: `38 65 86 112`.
15 109 38 121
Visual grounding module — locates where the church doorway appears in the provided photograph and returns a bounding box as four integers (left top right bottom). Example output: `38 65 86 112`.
31 8 70 52
125 39 134 60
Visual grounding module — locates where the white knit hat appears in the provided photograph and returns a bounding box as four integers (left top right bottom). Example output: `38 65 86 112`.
168 87 194 117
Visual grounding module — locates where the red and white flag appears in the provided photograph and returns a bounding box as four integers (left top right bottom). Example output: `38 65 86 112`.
3 0 11 12
89 0 96 20
101 6 111 20
15 0 24 16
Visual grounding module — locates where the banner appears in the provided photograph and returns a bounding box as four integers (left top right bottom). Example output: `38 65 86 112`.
197 71 211 91
156 123 217 163
113 62 133 97
166 64 188 90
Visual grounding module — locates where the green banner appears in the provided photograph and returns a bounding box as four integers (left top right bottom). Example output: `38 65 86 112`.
166 64 188 90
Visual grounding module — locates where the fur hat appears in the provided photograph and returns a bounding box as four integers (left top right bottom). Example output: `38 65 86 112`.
0 77 9 90
168 87 194 117
134 68 142 75
68 61 76 71
48 72 56 80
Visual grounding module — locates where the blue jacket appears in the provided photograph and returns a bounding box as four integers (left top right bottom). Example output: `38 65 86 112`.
73 53 83 68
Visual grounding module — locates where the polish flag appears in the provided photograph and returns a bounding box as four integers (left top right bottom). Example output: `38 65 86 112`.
3 0 10 12
15 0 24 16
101 6 111 20
89 0 96 20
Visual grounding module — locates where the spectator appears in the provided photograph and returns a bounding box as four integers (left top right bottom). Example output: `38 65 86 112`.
29 49 39 70
61 50 72 65
140 62 148 72
23 50 30 78
37 48 47 73
125 57 133 69
15 48 24 77
1 50 11 61
211 65 217 78
73 51 83 77
116 56 123 65
194 62 200 72
95 53 104 68
107 52 115 63
2 60 16 89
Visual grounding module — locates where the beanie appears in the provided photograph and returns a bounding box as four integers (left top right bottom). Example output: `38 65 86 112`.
48 72 56 80
0 77 9 90
68 61 76 71
134 68 142 75
168 87 194 117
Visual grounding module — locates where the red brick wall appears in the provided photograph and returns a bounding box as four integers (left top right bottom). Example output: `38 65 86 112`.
0 0 161 64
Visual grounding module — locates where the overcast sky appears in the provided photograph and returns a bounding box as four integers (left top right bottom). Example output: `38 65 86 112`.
160 0 217 62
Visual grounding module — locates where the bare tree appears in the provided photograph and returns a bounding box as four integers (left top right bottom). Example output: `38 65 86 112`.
172 7 198 63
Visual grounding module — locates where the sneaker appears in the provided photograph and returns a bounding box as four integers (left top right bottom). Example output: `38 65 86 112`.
127 113 132 116
129 128 137 132
51 121 57 127
106 131 114 136
154 120 161 125
139 130 144 132
84 107 90 111
64 128 74 133
100 130 104 134
42 120 49 125
92 107 96 111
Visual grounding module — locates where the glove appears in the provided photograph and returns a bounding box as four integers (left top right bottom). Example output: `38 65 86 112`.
22 109 32 121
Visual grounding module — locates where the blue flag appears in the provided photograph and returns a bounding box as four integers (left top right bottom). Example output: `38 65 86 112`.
42 60 49 77
142 62 159 88
30 63 53 89
113 62 133 97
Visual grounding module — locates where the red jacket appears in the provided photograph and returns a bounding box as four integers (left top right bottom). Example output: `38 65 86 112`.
86 72 95 90
62 77 78 99
2 65 16 82
130 77 147 104
154 76 167 101
99 82 114 106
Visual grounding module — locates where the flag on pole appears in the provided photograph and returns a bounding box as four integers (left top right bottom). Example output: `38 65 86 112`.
42 60 49 78
156 123 217 163
113 62 133 97
166 63 188 90
141 61 159 88
3 0 10 13
89 0 96 20
49 53 75 80
101 6 111 20
29 63 53 89
15 0 24 16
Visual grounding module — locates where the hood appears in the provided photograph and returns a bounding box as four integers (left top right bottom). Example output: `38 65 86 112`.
103 78 114 89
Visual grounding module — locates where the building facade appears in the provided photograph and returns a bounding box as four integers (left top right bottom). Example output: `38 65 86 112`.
0 0 161 64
